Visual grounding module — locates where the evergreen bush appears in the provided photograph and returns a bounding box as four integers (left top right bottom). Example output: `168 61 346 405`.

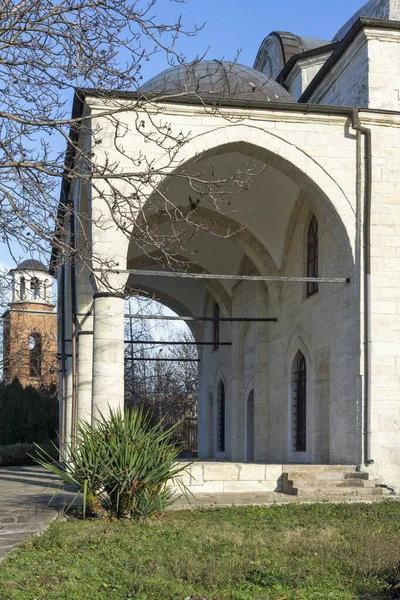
0 378 58 445
35 407 190 520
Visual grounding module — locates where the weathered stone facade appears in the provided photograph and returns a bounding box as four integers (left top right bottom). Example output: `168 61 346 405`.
55 0 400 491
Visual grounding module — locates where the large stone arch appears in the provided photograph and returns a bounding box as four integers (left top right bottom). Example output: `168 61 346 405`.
142 124 355 266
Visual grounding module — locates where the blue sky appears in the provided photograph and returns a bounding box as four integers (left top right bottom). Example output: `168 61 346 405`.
0 0 365 271
139 0 364 83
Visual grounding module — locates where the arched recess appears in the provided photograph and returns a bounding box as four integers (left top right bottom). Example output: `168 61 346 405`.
292 350 307 454
286 327 312 462
314 361 330 463
140 125 355 268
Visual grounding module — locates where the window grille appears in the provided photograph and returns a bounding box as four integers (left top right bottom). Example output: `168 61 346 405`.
217 380 225 453
212 302 220 350
307 216 318 297
293 351 306 452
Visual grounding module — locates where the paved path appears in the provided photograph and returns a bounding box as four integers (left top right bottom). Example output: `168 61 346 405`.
0 466 398 561
0 466 77 561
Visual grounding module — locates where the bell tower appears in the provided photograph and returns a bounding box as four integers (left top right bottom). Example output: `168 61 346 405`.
2 259 57 388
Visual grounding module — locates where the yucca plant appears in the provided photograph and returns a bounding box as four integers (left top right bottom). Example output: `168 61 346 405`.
34 407 190 519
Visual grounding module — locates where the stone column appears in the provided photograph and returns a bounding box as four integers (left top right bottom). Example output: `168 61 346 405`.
92 292 125 420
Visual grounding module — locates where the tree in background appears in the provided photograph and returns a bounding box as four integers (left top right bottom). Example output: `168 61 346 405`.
124 299 198 454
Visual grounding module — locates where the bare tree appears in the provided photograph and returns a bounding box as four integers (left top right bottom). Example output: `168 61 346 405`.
0 1 263 276
124 300 198 453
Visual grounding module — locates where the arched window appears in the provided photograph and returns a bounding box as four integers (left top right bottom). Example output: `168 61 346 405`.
19 277 26 299
292 351 306 452
212 301 220 350
30 278 40 300
307 216 318 297
29 333 42 377
246 390 255 462
217 380 225 453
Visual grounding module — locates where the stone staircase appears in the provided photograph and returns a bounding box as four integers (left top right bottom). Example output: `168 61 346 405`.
282 465 389 498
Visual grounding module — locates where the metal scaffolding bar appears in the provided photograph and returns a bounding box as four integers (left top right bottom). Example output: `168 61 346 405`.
125 268 350 284
124 314 278 323
125 340 231 346
125 357 199 363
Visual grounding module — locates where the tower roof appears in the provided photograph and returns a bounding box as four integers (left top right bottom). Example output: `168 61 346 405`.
15 259 48 273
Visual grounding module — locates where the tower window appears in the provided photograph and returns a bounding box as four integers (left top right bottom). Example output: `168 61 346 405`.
212 302 220 350
292 351 307 452
307 216 318 297
30 278 40 300
217 379 225 453
29 333 42 377
19 277 26 300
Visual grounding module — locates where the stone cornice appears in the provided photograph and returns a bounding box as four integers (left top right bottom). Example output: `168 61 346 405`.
300 17 400 102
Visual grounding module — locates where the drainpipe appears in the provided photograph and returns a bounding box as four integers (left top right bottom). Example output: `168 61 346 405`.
60 262 67 456
351 109 373 466
68 202 78 450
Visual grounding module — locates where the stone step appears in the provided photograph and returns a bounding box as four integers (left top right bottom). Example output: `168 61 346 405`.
283 471 365 482
294 486 388 497
282 465 356 473
288 478 376 489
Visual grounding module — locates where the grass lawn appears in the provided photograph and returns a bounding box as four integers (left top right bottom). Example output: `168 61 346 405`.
0 502 400 600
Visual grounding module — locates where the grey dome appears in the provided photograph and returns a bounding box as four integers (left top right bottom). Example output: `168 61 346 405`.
333 0 385 41
17 259 48 272
141 60 295 103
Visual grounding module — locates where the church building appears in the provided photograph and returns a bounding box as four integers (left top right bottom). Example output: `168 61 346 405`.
2 260 57 388
52 0 400 493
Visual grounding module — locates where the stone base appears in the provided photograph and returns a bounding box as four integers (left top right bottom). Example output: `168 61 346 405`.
170 461 285 494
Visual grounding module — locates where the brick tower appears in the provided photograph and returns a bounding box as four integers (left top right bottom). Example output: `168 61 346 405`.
2 260 57 388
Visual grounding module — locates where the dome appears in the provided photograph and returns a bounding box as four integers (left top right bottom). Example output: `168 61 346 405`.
17 259 48 273
333 0 386 42
141 60 295 103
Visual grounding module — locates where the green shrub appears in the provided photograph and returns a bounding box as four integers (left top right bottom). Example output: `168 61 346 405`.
0 442 58 466
35 407 190 520
0 379 58 445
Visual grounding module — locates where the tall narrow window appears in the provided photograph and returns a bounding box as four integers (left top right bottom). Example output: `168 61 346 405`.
212 302 220 350
30 278 40 300
217 380 225 453
293 351 307 452
29 333 42 377
19 277 26 299
307 216 318 297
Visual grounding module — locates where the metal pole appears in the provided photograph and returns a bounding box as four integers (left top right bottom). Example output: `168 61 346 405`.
126 357 199 363
60 262 67 456
69 204 78 450
123 315 278 323
124 340 232 346
107 268 350 284
128 299 136 407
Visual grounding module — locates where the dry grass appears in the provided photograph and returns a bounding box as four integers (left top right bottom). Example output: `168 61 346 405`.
0 502 399 599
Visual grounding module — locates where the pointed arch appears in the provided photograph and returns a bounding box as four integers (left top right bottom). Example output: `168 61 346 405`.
292 350 307 453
